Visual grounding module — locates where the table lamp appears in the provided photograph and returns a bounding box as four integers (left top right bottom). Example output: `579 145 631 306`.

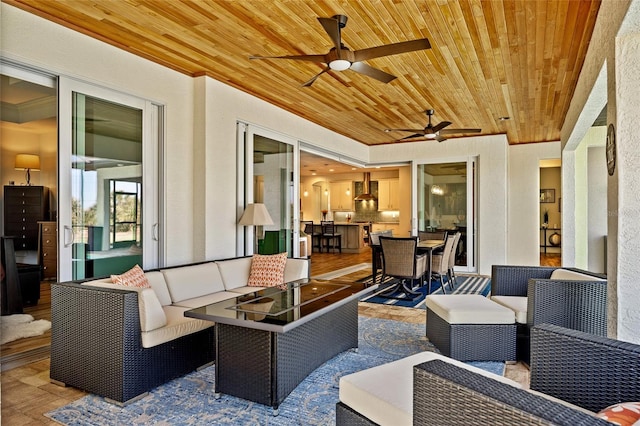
239 203 274 253
15 154 41 186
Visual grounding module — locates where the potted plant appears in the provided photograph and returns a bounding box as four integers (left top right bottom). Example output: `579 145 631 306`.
542 209 549 228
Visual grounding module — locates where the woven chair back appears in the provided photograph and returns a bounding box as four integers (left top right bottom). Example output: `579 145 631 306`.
418 231 447 242
321 221 337 235
447 232 461 268
432 235 456 275
379 236 419 279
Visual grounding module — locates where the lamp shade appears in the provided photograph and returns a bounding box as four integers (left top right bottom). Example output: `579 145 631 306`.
238 203 274 226
15 154 41 171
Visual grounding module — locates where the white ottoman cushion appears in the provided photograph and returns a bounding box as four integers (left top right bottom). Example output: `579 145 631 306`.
491 296 528 324
425 295 515 324
339 351 520 426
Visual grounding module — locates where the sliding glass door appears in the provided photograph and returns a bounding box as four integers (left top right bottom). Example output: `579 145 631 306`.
416 160 476 272
237 124 299 257
58 78 161 280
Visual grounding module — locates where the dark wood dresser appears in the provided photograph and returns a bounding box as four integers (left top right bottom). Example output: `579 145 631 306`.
38 221 58 280
3 185 50 251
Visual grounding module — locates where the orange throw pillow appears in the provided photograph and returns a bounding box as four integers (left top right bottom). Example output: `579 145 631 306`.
247 253 288 289
111 264 151 288
596 402 640 426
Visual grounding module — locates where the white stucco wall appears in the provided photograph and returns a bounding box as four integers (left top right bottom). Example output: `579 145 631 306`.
507 142 562 265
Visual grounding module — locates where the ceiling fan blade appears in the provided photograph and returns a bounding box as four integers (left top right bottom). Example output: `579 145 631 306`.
439 128 482 135
436 135 447 142
250 54 327 63
350 62 396 83
301 67 329 87
385 128 425 134
398 133 427 141
431 121 452 133
353 38 431 62
318 17 343 53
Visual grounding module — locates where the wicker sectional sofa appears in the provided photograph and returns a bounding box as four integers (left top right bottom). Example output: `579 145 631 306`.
337 323 640 425
49 255 310 404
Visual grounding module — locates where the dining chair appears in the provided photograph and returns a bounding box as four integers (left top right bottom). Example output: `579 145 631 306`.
418 230 447 254
379 236 427 300
302 221 321 252
447 232 461 288
430 235 456 294
320 221 342 253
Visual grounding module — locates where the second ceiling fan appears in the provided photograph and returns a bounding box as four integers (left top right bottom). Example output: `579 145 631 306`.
250 14 431 87
385 109 481 142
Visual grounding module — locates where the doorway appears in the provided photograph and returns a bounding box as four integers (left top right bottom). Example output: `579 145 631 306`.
539 161 561 266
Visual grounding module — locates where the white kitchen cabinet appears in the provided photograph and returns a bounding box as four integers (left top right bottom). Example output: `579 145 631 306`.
371 223 401 236
377 179 399 211
330 181 354 211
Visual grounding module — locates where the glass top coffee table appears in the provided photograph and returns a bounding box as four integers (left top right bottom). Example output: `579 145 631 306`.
185 278 377 414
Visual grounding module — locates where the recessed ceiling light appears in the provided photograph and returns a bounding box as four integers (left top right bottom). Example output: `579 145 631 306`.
498 116 510 121
329 168 334 172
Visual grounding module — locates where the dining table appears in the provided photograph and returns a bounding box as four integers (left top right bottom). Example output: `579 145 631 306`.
370 239 445 288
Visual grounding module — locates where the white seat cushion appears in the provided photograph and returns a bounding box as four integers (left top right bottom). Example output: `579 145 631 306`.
425 294 515 324
491 296 528 324
141 305 213 348
162 262 225 303
171 290 240 309
550 269 604 281
339 351 521 426
228 285 266 295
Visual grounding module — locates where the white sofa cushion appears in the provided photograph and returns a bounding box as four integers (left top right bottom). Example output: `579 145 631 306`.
84 279 167 332
141 305 213 348
339 351 521 426
162 262 225 303
216 257 252 290
145 271 172 306
228 285 266 295
425 294 515 324
171 290 241 309
550 268 604 281
491 296 528 324
284 258 309 283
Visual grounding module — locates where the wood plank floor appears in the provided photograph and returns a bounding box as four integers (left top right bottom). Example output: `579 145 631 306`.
0 249 543 425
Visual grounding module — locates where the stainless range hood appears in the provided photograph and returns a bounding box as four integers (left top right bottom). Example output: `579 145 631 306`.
354 172 377 201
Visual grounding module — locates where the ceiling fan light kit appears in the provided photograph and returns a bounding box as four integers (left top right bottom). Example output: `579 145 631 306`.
385 109 481 142
250 14 431 86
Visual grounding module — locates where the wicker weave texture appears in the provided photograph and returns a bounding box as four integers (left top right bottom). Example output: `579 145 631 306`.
491 265 556 296
530 324 640 413
50 283 215 404
426 306 516 361
413 360 610 425
527 279 607 335
379 237 423 279
216 299 359 408
335 401 379 426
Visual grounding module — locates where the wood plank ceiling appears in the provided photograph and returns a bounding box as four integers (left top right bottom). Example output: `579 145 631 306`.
6 0 601 146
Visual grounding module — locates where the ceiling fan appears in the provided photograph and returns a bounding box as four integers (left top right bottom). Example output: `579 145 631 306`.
385 109 481 142
250 14 431 87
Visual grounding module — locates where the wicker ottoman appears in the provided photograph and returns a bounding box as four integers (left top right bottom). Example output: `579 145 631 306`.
425 295 516 361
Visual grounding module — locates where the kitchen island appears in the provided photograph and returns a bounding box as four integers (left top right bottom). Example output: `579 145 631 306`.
312 222 368 253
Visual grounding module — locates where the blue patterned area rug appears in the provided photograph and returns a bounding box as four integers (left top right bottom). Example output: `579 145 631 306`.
360 275 491 309
46 317 503 426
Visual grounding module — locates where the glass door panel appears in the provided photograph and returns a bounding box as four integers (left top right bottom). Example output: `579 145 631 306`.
417 161 475 271
252 135 294 256
59 77 160 281
71 94 143 279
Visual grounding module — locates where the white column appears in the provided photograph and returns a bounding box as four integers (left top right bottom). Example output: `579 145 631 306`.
608 33 640 343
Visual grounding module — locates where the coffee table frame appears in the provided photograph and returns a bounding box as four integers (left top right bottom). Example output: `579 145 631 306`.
186 282 375 413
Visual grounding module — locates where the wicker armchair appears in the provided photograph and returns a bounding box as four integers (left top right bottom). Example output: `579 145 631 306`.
411 324 640 425
491 265 607 362
430 235 456 294
379 236 427 300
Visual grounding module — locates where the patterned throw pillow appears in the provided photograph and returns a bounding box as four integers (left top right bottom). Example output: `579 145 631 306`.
596 402 640 426
247 253 288 289
111 264 151 288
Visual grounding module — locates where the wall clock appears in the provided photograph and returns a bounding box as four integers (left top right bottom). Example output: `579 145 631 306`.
606 123 616 176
